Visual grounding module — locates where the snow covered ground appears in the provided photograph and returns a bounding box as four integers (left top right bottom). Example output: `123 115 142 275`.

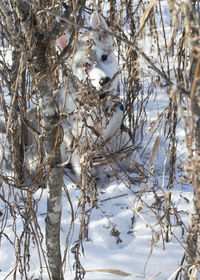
0 1 194 280
0 164 192 280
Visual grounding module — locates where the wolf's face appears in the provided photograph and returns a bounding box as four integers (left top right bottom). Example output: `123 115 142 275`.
71 36 118 92
57 12 119 95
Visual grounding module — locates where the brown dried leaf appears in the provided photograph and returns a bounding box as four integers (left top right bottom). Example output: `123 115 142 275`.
86 268 133 277
137 206 143 212
138 0 157 34
149 136 160 165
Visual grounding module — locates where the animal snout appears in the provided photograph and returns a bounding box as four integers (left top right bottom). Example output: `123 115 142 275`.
99 77 110 87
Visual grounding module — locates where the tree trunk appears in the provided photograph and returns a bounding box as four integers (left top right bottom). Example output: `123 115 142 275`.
14 1 65 278
182 1 200 278
37 71 64 280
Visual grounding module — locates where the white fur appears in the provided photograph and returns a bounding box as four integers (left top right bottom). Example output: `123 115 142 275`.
55 11 141 179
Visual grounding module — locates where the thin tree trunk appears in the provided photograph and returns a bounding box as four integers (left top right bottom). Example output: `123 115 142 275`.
37 72 64 280
14 1 65 278
182 1 200 278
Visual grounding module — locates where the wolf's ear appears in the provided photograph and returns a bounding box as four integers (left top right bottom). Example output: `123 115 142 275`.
90 11 113 44
56 34 70 50
90 11 108 31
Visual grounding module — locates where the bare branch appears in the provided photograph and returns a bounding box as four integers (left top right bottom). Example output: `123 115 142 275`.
0 1 18 38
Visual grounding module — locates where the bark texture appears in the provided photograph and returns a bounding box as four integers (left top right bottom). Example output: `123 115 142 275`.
182 1 200 279
13 1 65 279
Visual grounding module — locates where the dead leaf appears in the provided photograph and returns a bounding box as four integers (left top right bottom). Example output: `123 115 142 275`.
86 268 133 277
138 0 157 35
149 136 160 165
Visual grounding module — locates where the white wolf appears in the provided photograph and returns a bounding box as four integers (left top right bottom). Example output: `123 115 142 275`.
0 11 141 183
54 11 141 179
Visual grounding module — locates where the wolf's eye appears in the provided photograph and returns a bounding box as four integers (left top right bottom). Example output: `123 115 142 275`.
101 54 108 61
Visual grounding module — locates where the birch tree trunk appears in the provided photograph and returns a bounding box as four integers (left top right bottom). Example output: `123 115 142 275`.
37 72 64 280
182 1 200 278
12 1 66 279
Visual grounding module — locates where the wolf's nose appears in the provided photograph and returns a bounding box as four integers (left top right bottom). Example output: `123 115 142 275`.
99 77 110 87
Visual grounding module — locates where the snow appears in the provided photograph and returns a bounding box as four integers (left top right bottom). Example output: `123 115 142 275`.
0 172 192 279
0 1 195 280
